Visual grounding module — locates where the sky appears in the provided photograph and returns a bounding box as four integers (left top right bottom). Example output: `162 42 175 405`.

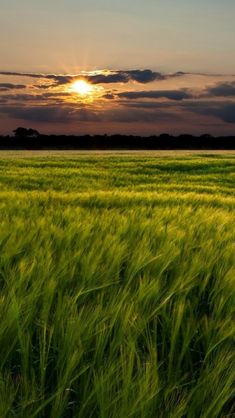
0 0 235 135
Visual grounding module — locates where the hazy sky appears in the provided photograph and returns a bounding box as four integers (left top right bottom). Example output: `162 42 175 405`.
0 0 235 135
1 0 235 72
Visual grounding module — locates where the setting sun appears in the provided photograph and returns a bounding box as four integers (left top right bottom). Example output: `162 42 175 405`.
71 80 93 96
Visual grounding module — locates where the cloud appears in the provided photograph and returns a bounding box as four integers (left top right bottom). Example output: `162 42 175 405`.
125 70 165 83
206 81 235 97
119 101 176 109
0 83 26 91
1 99 234 126
0 92 72 106
117 99 235 124
35 83 58 90
103 93 115 100
0 105 101 124
75 69 183 85
87 73 129 84
117 89 192 101
106 108 180 123
178 101 235 124
0 72 72 85
0 71 44 78
0 69 187 86
202 103 235 123
0 71 73 87
0 102 180 125
86 70 160 84
128 98 235 125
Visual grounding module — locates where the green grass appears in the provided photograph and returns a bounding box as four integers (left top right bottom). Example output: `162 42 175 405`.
0 152 234 417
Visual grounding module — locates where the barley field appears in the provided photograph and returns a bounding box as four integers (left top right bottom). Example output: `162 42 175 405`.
0 152 234 418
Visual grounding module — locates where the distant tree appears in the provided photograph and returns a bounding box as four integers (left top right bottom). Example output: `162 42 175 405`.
13 127 39 138
200 134 213 139
159 133 171 138
159 133 172 140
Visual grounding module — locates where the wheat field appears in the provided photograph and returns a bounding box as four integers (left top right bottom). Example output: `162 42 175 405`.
0 152 234 417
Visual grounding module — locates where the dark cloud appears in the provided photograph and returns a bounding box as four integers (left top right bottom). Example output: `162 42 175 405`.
1 85 234 127
0 72 72 84
84 70 182 85
87 73 129 84
206 81 235 97
0 92 71 105
17 107 75 123
126 70 165 83
0 69 187 86
142 99 235 125
35 84 58 90
117 100 235 124
42 92 71 98
172 71 186 77
117 90 191 101
0 102 179 125
0 97 8 104
120 101 175 109
2 99 234 126
216 104 235 123
103 93 115 100
201 103 235 123
0 94 45 104
0 71 44 78
0 83 26 91
0 105 101 124
0 71 73 87
42 69 168 85
106 108 180 123
178 101 235 124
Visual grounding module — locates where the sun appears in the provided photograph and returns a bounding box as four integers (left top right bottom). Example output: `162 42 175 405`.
71 80 93 96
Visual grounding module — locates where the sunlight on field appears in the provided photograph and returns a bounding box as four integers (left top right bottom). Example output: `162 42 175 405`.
0 153 234 417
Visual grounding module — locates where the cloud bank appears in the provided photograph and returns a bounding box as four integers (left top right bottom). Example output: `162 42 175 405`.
117 90 191 101
206 81 235 97
0 83 26 91
0 69 235 134
0 69 187 86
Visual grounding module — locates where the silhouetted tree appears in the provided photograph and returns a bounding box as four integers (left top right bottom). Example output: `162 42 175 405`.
13 127 39 138
200 134 213 139
0 131 233 150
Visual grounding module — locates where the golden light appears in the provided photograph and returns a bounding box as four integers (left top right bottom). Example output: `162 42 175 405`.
71 79 93 96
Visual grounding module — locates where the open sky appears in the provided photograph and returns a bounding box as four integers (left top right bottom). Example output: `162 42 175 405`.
0 0 235 135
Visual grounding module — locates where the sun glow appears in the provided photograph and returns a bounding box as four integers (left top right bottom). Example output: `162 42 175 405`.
71 80 93 96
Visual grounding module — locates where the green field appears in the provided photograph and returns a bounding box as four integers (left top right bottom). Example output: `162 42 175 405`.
0 152 234 418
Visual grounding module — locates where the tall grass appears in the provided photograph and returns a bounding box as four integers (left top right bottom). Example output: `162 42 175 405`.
0 153 234 417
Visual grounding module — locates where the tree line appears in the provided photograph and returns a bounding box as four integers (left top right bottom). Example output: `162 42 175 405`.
0 127 234 150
